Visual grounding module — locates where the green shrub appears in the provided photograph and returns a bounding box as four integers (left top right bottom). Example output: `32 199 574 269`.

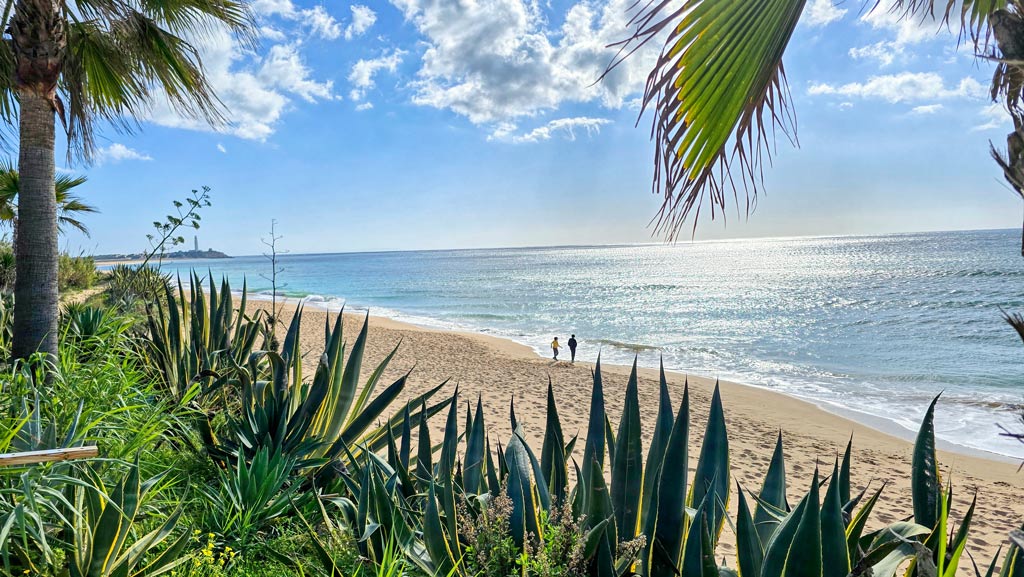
58 253 97 292
106 263 172 311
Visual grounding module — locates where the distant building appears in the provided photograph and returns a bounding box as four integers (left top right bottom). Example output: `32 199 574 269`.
194 236 199 252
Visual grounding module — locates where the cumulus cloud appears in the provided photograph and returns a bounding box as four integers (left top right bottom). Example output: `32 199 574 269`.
147 26 334 140
390 0 659 127
490 117 611 143
217 143 227 153
260 26 287 41
849 41 900 67
345 5 376 40
348 49 404 101
303 5 341 40
848 8 944 66
259 44 335 102
805 0 846 27
910 103 943 114
96 143 153 165
808 73 985 103
973 104 1010 132
355 102 374 111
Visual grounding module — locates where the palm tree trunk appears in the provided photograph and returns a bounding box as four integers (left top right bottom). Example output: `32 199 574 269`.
9 0 65 361
12 93 58 360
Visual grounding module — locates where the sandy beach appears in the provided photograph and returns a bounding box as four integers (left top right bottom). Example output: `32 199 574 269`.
250 299 1024 564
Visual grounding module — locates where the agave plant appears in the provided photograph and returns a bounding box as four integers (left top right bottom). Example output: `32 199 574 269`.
144 272 263 403
203 447 311 549
200 305 450 486
325 356 1005 577
105 263 173 311
64 460 191 577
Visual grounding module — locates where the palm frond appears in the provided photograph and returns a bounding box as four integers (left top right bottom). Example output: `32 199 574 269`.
883 0 1007 47
611 0 807 238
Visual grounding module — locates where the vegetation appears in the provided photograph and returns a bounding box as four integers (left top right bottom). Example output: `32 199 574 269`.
0 270 1017 577
0 164 98 245
5 0 254 361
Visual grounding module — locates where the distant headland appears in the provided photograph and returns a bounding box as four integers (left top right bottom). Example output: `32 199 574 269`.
95 248 231 262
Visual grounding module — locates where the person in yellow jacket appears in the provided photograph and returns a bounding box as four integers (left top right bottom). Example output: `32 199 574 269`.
551 337 560 360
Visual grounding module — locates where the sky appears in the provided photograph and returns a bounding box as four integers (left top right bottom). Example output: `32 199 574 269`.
46 0 1024 255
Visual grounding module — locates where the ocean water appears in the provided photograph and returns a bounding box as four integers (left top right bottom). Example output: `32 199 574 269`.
147 229 1024 458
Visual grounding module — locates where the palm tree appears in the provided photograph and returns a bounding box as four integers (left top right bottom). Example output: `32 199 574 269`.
3 0 254 359
0 165 98 246
612 0 1024 243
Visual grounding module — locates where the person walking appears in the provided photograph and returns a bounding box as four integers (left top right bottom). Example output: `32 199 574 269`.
568 334 577 363
551 337 560 360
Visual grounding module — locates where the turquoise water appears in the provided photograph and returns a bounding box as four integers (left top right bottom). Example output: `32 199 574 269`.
147 229 1024 457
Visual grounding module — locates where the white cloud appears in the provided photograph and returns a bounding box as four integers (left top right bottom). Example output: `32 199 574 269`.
251 0 295 17
390 0 660 127
348 49 404 100
910 103 943 115
217 143 227 153
861 8 938 46
96 143 153 165
303 5 341 40
973 104 1009 132
146 26 334 140
259 44 335 102
839 102 854 110
345 5 377 40
848 8 945 66
490 117 611 143
260 26 287 41
805 0 846 27
355 102 374 111
808 73 985 103
849 41 900 67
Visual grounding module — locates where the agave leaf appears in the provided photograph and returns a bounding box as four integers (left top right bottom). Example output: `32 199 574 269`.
754 431 788 547
336 313 370 422
611 358 643 539
690 382 730 543
839 435 853 506
582 357 607 488
463 396 487 495
940 493 976 577
846 483 885 563
438 388 460 481
541 379 568 502
506 425 540 545
735 486 764 577
821 461 849 577
912 395 942 529
424 480 456 576
485 434 501 496
585 457 617 563
641 359 675 530
513 428 552 513
648 383 689 576
415 400 433 490
762 491 810 577
780 469 824 577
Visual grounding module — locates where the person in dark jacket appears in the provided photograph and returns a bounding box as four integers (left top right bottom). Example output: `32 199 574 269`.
568 334 577 363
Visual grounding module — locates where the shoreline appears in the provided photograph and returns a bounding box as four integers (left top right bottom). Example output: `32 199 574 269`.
251 289 1021 464
365 307 1021 464
246 297 1024 561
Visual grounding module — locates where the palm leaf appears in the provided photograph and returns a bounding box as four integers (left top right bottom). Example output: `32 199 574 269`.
610 0 806 237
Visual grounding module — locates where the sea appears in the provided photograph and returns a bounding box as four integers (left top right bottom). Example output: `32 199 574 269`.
143 229 1024 459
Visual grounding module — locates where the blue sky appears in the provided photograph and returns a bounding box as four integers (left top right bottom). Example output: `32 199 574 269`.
52 0 1023 255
